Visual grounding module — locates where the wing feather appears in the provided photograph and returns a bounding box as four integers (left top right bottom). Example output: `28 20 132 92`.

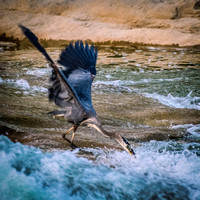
50 41 98 115
58 41 97 76
19 24 97 118
19 24 84 112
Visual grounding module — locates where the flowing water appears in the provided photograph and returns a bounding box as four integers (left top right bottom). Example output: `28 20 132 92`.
0 42 200 199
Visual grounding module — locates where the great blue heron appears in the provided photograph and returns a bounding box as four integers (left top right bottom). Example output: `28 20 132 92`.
19 25 135 156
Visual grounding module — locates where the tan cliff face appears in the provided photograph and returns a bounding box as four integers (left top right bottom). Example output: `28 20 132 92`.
0 0 200 46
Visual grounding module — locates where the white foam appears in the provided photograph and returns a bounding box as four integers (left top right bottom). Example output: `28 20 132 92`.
25 68 50 76
32 86 48 93
0 78 30 90
105 74 113 79
0 78 47 94
94 80 135 86
86 140 200 198
144 92 200 110
15 79 31 90
94 77 182 87
172 124 200 136
147 46 162 51
0 136 200 200
135 50 142 52
0 77 3 83
93 80 133 93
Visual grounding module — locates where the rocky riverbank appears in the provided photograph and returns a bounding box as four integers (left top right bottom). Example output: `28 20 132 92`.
0 0 200 47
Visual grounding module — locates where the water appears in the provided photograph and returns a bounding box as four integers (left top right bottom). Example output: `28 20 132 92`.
0 42 200 199
0 136 200 200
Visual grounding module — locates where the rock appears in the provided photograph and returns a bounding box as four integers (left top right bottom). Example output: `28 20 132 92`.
0 0 200 47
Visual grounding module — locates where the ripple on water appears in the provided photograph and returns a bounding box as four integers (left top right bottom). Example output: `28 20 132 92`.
144 92 200 110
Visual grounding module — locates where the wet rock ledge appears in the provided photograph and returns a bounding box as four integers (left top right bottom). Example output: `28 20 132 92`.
0 122 189 152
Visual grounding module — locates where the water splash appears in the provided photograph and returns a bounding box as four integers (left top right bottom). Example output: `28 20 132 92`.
0 136 199 200
144 92 200 110
172 124 200 137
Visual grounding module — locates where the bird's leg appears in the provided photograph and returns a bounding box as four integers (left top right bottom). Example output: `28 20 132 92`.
71 132 75 143
70 124 78 149
62 126 74 140
62 125 78 149
71 124 78 142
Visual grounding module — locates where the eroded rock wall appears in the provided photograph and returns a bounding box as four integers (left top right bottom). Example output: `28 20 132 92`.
0 0 200 46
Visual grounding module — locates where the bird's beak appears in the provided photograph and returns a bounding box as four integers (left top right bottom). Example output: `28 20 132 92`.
119 136 136 157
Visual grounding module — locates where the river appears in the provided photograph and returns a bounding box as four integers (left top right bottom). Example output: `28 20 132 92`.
0 42 200 199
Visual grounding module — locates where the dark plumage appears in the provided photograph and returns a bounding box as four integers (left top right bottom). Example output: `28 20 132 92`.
58 41 97 77
49 41 97 115
19 24 135 156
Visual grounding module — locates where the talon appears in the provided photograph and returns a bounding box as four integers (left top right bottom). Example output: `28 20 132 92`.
62 132 78 149
62 133 66 139
70 142 78 149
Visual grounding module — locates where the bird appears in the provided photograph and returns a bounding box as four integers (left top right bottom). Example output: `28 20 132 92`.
19 24 135 156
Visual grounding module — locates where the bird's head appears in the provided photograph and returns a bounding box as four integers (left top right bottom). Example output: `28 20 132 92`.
111 130 135 156
81 117 136 157
117 135 136 156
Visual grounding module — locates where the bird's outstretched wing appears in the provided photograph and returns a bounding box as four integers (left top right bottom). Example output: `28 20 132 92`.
49 41 97 115
19 24 97 117
58 41 97 77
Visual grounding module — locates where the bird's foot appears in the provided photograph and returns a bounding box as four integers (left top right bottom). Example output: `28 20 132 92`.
70 142 78 149
62 134 78 149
